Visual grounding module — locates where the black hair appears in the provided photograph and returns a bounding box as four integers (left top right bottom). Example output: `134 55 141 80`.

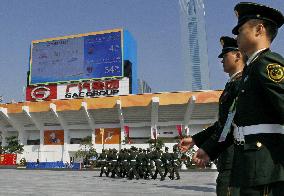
250 19 278 42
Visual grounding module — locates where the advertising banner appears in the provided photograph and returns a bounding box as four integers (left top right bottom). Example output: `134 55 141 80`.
0 154 17 165
95 128 120 144
30 29 123 84
26 78 129 101
44 130 64 145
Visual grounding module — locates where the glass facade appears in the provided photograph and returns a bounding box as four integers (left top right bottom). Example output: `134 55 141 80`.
180 0 210 91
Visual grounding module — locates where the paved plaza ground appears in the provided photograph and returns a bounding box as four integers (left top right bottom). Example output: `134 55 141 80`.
0 169 218 196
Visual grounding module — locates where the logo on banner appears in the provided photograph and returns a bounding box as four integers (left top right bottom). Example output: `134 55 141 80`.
64 80 122 98
26 84 56 101
31 86 51 101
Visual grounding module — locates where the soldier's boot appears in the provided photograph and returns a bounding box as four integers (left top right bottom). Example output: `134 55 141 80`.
149 172 154 179
160 176 165 181
99 169 102 177
127 171 133 180
144 173 150 180
152 170 158 179
111 171 116 178
163 170 168 178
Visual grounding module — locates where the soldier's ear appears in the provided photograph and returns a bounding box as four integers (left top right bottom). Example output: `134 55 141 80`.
255 23 266 37
235 51 241 61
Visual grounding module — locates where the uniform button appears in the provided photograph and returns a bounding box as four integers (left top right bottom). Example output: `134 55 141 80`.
241 89 245 93
256 142 262 148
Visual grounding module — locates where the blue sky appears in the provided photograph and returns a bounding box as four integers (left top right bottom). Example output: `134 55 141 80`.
0 0 283 102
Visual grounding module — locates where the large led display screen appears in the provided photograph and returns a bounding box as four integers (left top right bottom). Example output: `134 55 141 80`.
29 29 123 84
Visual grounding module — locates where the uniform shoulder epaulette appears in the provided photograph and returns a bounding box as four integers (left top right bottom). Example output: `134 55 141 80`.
263 51 284 66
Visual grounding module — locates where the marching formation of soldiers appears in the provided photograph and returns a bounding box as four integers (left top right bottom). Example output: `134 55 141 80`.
97 146 181 181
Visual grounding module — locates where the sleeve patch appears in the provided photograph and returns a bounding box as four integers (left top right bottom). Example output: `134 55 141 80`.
266 63 284 83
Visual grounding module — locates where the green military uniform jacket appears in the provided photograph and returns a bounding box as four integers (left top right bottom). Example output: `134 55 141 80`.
192 71 242 172
233 49 284 187
203 49 284 187
161 151 172 165
171 152 180 167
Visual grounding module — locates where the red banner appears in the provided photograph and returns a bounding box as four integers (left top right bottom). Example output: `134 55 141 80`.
95 128 121 144
176 125 183 137
124 126 131 144
0 154 17 165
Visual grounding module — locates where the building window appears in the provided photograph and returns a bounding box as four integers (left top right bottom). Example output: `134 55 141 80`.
27 139 40 145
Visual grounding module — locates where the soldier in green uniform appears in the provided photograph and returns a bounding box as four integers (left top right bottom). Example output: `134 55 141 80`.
169 147 180 180
179 36 245 195
162 147 172 179
136 148 144 179
121 149 129 178
152 147 165 181
191 2 284 195
98 149 107 177
128 147 139 180
143 148 153 179
141 149 148 179
117 149 124 177
110 149 119 178
105 149 113 177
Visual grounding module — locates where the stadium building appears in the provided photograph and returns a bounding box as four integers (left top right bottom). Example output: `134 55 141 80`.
0 90 221 163
0 28 221 164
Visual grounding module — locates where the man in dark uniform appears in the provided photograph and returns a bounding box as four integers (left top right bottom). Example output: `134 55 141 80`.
136 148 144 179
179 36 245 195
98 149 107 177
192 2 284 195
162 147 172 179
117 149 124 177
121 149 129 178
152 147 165 181
105 149 113 177
143 148 153 179
128 147 139 180
169 147 180 180
110 149 119 178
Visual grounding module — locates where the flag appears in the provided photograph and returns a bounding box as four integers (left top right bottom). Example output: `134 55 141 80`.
124 126 130 144
124 126 129 136
151 126 157 140
176 125 183 137
185 127 190 136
